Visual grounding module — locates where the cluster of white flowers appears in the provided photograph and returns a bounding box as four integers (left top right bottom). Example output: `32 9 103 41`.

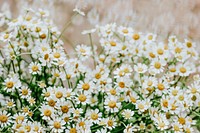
0 10 200 133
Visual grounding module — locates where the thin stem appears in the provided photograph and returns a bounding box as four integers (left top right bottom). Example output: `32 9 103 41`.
58 13 78 40
89 33 96 67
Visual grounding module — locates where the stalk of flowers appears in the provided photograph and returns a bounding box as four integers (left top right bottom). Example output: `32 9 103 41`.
0 9 200 133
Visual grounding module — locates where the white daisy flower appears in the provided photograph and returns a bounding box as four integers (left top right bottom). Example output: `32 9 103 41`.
122 109 134 120
0 110 12 128
29 62 42 75
134 63 148 74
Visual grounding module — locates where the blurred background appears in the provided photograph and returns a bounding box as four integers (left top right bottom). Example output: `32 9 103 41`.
1 0 200 52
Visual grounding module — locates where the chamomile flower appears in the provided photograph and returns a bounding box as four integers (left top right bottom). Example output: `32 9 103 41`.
0 110 12 128
134 63 148 74
71 108 83 119
104 96 121 113
152 113 169 130
3 76 21 92
49 117 65 133
76 92 91 105
113 64 133 78
86 109 102 124
149 58 166 75
115 77 132 93
53 86 67 101
105 118 117 130
40 104 55 120
117 26 133 36
76 44 92 60
136 99 151 113
176 63 193 77
122 109 134 120
6 99 15 108
0 32 12 42
29 62 42 75
19 86 31 99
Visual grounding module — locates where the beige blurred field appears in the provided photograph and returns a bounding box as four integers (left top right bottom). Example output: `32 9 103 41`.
1 0 200 51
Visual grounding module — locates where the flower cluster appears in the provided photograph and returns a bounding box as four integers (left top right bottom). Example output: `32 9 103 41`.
0 10 200 133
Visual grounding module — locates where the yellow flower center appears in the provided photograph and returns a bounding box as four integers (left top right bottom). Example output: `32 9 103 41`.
162 100 168 107
0 115 8 123
7 101 14 107
178 117 186 125
157 83 165 91
148 35 153 40
35 27 41 32
149 52 155 58
24 42 29 47
91 113 98 120
70 128 77 133
175 47 182 53
6 81 14 88
56 91 63 99
191 88 197 94
180 67 186 73
61 105 69 113
54 121 61 129
95 73 101 79
64 117 69 122
107 120 114 127
130 96 136 103
21 89 28 95
110 41 116 46
191 95 196 101
66 74 71 79
110 89 116 95
147 81 153 86
138 103 144 110
122 29 128 34
54 52 61 58
44 54 49 60
172 90 178 96
186 42 192 48
44 92 50 97
157 49 164 55
178 95 184 101
79 121 85 127
28 111 33 117
82 83 90 90
185 128 191 133
78 94 86 102
122 45 127 50
80 48 86 54
154 62 161 69
48 99 56 107
40 34 46 39
4 34 9 39
44 109 51 117
16 116 24 122
132 33 140 40
34 126 39 132
32 65 38 72
25 15 32 21
124 112 131 119
118 82 125 88
25 125 31 132
170 68 176 72
23 107 29 113
108 101 116 108
171 103 177 110
158 122 165 128
138 67 143 72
